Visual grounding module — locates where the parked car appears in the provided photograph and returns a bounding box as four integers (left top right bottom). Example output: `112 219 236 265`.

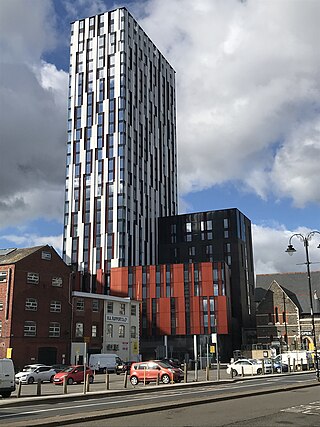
130 360 183 385
115 361 135 375
226 358 265 376
53 365 94 385
159 358 182 369
15 365 56 384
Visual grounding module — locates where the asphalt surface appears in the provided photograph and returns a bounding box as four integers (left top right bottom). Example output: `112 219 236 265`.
0 370 319 426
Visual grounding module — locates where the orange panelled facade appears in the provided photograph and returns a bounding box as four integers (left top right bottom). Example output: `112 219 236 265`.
110 262 230 339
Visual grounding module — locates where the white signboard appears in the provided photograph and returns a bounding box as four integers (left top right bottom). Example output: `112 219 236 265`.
106 315 128 323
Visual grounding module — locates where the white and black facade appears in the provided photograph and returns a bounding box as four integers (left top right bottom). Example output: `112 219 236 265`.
63 8 177 292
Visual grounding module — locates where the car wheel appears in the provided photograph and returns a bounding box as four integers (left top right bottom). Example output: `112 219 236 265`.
296 365 302 371
231 369 238 377
28 376 34 384
1 391 11 398
276 367 281 373
67 377 74 385
257 368 262 375
161 374 170 384
50 375 54 383
130 375 138 386
89 376 94 384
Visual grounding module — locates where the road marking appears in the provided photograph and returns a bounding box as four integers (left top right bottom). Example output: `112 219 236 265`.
281 401 320 416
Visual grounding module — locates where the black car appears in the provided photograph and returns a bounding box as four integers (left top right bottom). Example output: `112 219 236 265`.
159 358 182 369
115 361 135 375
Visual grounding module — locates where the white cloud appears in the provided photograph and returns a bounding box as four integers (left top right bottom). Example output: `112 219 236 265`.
137 0 320 207
0 233 63 254
252 224 320 275
0 0 68 230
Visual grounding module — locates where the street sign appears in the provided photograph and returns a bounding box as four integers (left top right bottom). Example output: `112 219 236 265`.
211 333 217 344
210 345 216 354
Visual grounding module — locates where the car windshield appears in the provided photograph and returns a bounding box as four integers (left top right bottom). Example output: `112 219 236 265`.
22 367 35 372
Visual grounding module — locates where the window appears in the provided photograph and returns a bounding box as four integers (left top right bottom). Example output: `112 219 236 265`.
186 222 192 233
131 305 137 316
76 299 84 311
0 320 2 337
275 307 279 323
27 272 39 284
119 303 126 315
50 300 61 313
107 302 113 313
0 271 7 282
119 324 125 338
52 277 63 287
24 321 36 337
25 298 38 311
282 311 286 323
41 251 52 260
106 324 113 337
131 325 137 338
92 299 99 312
0 301 3 311
49 322 60 337
92 325 97 337
75 322 83 337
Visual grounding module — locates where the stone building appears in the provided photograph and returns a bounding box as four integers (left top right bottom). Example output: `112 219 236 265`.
256 272 320 351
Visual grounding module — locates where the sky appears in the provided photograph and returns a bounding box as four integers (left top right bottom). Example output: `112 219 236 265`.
0 0 319 276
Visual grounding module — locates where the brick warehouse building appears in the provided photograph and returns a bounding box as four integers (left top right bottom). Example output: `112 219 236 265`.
0 246 72 370
109 261 232 361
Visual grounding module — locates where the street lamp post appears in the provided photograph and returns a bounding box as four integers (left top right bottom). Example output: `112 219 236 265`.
285 231 320 381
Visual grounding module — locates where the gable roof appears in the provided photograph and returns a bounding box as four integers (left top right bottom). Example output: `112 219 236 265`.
0 246 45 265
256 271 320 314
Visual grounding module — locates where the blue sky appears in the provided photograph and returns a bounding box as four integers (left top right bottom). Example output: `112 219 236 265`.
0 0 319 275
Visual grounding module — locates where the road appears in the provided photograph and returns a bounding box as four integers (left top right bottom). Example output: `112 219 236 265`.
0 371 318 426
80 386 320 426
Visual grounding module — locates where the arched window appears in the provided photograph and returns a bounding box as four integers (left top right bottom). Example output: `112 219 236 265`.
275 307 279 323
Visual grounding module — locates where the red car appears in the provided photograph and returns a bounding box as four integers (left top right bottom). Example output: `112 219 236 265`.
130 360 183 385
53 365 94 385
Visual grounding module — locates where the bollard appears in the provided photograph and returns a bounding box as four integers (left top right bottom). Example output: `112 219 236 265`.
217 361 220 381
206 366 209 381
86 374 90 392
301 358 303 371
17 381 22 398
143 367 146 386
36 379 41 396
105 372 110 390
262 360 265 375
288 357 291 373
63 375 68 394
194 361 198 382
171 372 174 384
242 366 245 377
156 372 160 386
123 370 128 388
184 363 188 383
231 368 234 379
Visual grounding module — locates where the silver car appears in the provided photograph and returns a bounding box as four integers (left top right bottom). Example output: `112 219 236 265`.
15 364 56 384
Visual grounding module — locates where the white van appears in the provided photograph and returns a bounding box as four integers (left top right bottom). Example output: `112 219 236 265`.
0 358 15 398
89 353 123 373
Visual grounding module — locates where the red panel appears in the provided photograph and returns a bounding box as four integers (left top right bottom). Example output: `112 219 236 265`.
175 296 186 335
216 296 229 334
96 268 104 294
190 296 201 334
172 265 184 297
110 267 128 297
149 265 156 298
201 263 213 296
